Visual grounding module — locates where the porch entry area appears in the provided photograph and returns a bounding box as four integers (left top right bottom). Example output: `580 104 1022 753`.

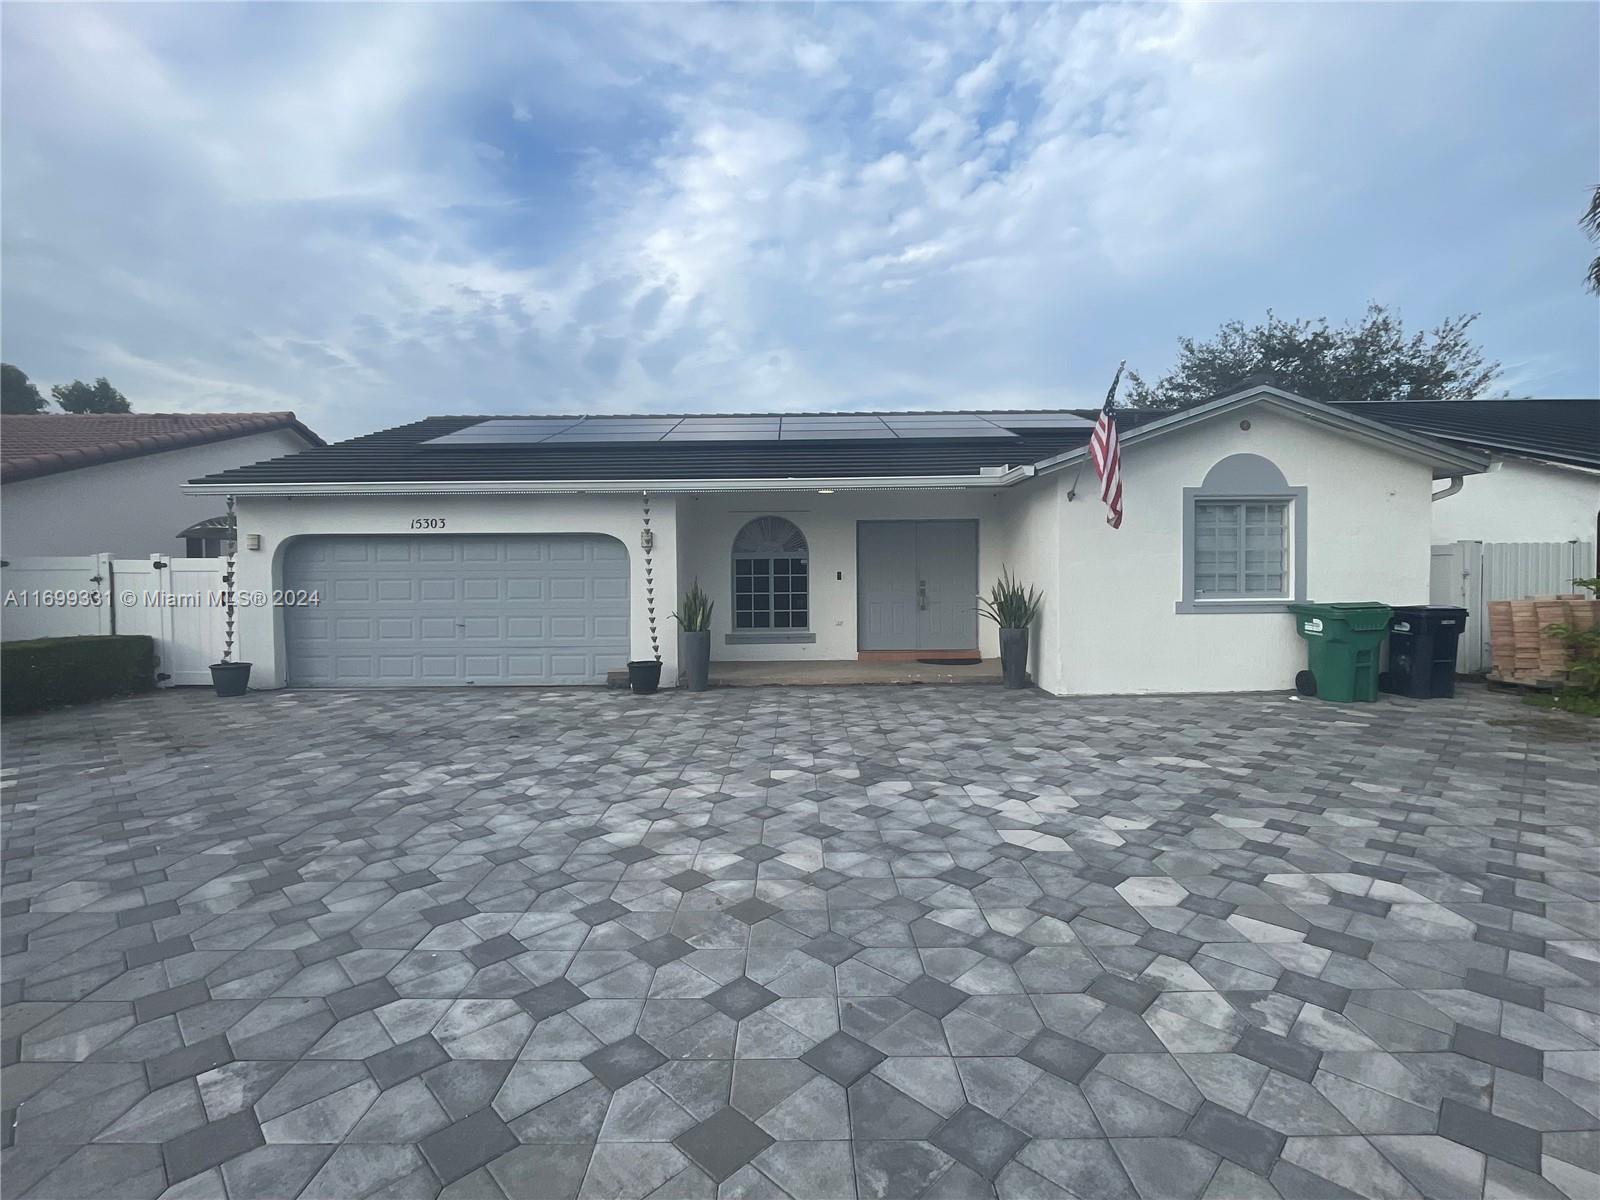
857 519 979 656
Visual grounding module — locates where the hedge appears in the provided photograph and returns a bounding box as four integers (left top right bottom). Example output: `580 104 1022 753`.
1 635 156 716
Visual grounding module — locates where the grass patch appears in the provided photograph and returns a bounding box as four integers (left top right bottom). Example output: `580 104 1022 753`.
1523 691 1600 718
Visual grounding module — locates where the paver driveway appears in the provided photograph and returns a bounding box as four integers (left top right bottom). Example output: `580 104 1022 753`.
2 684 1596 1200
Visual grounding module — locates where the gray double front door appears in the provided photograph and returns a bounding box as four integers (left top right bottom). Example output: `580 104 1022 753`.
857 520 979 651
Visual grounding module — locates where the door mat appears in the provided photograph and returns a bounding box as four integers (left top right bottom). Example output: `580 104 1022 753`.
916 658 981 666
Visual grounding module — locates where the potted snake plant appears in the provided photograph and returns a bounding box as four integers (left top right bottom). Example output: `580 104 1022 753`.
978 567 1043 689
672 581 714 692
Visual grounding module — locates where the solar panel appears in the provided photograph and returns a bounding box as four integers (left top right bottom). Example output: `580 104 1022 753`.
423 410 1078 447
884 423 1014 439
986 412 1093 429
779 426 897 440
665 417 781 441
542 418 681 442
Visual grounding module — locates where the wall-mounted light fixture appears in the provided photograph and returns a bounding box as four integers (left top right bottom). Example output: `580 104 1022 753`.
640 527 654 552
246 533 262 551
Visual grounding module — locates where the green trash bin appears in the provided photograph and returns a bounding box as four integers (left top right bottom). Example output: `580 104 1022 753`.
1287 602 1393 702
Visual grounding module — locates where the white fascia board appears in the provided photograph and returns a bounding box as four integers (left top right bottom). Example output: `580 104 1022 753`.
182 465 1037 497
1031 387 1492 478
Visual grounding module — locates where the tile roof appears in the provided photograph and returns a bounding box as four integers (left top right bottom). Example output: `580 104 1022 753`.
2 412 323 483
187 413 1101 487
1329 399 1599 469
187 395 1517 490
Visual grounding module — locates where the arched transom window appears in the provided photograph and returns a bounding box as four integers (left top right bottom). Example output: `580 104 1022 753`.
732 517 809 631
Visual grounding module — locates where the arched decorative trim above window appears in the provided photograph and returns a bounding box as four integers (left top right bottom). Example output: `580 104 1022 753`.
1200 453 1290 494
1178 453 1308 614
729 517 814 644
733 516 809 557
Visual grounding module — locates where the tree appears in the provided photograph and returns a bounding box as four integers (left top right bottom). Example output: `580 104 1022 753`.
1 363 48 413
1125 303 1501 410
51 377 132 414
1584 185 1600 294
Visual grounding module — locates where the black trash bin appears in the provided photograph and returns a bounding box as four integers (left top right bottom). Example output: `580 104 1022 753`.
1380 606 1468 698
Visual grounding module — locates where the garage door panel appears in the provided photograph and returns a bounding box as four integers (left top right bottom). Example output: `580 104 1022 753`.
549 616 587 640
283 534 629 687
594 615 629 639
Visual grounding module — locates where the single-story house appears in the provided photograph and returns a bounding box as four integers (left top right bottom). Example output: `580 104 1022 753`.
1 411 323 558
185 385 1496 696
1330 398 1598 571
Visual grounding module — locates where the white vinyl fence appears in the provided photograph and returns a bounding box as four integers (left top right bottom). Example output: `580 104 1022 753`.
1430 540 1596 673
1 554 228 686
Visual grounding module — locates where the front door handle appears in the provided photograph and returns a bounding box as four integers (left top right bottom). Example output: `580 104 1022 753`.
917 580 927 611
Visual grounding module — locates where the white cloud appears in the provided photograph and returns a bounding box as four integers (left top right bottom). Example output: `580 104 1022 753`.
1 1 1594 440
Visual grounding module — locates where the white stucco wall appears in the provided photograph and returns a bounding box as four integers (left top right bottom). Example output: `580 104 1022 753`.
1049 407 1435 696
1 429 314 558
231 492 677 689
214 403 1446 697
993 475 1066 691
675 490 1010 661
1429 456 1598 560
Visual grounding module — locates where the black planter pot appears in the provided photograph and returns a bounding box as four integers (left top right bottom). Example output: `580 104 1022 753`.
210 661 252 697
998 628 1030 689
627 660 662 695
680 631 711 692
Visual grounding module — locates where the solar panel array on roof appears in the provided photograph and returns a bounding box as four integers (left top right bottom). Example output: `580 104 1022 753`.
422 412 1091 447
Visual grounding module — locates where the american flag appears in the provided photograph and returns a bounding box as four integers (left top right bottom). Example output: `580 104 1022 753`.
1089 361 1125 529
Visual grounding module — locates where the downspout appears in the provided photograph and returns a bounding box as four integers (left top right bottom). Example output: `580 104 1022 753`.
1431 476 1465 502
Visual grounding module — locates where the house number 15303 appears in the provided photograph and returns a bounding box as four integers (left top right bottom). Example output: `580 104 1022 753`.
410 518 446 530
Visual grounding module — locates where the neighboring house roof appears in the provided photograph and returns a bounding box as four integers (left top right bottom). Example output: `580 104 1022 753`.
1 412 324 483
1328 398 1599 469
185 389 1488 494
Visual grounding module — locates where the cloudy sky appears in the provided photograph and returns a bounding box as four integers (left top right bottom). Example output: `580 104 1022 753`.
3 2 1595 440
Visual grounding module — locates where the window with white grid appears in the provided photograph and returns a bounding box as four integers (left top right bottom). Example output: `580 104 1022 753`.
732 517 809 631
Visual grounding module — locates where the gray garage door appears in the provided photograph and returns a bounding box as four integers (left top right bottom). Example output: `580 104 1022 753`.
282 535 629 686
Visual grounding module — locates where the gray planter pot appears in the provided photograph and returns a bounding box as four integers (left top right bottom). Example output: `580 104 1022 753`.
998 628 1029 689
210 661 252 697
681 630 711 692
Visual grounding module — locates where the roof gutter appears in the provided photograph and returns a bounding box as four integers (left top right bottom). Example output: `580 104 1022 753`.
182 465 1038 498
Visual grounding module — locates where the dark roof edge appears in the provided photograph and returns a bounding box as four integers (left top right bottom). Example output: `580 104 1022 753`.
2 414 324 484
1382 430 1599 470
